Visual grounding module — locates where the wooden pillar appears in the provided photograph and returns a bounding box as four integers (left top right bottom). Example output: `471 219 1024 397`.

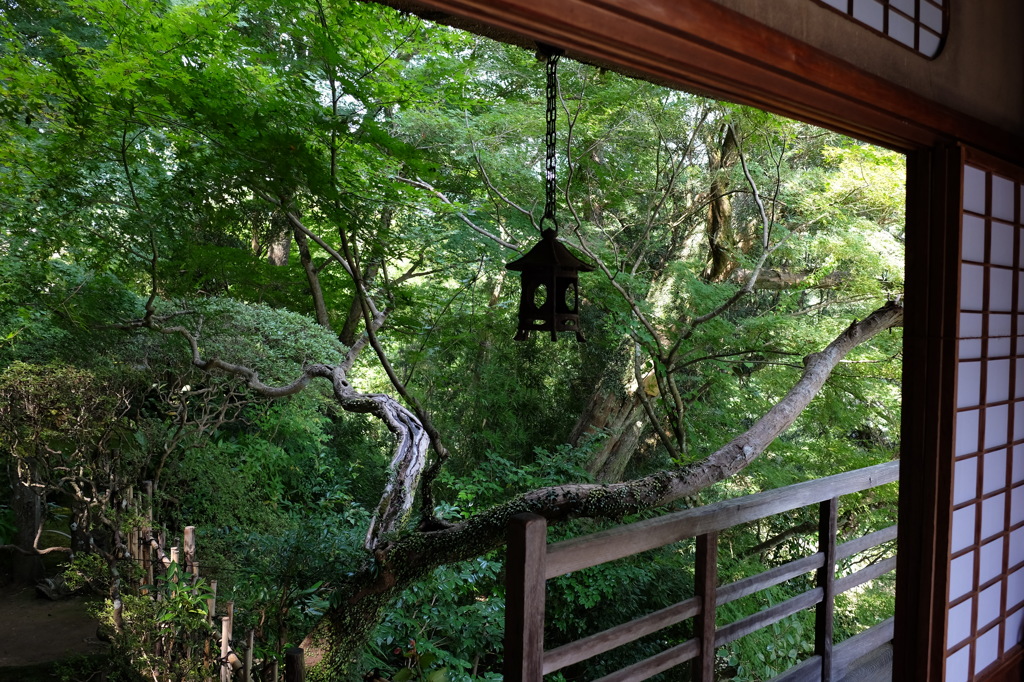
816 497 839 682
694 532 719 682
284 647 304 682
504 513 548 681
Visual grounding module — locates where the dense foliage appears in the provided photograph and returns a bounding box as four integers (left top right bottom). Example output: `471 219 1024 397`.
1 0 903 679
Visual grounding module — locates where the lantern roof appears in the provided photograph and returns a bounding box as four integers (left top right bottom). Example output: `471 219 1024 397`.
505 229 596 273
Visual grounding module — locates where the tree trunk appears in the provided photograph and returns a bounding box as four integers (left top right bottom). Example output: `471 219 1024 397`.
70 501 90 555
339 262 380 347
339 208 390 346
268 211 292 266
571 387 645 483
293 226 331 329
703 125 741 282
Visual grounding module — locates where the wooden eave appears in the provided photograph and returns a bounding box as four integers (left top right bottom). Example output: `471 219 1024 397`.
372 0 1024 162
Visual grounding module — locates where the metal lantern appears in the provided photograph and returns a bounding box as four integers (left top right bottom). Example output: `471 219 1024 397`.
506 228 594 341
505 47 593 342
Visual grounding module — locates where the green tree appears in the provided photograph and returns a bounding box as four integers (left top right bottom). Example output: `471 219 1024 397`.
0 1 903 677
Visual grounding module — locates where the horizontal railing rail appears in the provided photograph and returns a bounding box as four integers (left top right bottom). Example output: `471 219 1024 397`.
504 461 899 681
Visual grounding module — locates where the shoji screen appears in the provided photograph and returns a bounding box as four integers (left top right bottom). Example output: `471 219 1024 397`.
948 159 1024 679
812 0 947 57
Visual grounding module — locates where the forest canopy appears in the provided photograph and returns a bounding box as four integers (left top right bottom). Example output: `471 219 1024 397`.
0 0 904 679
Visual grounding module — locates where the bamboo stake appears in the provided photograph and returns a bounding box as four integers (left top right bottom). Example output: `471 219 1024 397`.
220 601 234 682
205 579 218 673
244 629 254 682
170 547 180 598
184 526 196 574
208 580 218 625
143 481 154 594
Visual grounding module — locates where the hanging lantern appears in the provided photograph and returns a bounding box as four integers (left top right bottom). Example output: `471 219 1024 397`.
506 228 594 341
507 47 593 341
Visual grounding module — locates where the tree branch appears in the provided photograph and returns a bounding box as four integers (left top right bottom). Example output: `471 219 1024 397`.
393 176 520 252
385 301 904 571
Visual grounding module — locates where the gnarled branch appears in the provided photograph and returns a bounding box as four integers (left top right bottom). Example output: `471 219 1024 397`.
126 317 428 551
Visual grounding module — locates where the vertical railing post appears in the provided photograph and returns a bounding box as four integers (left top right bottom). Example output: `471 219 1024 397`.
694 531 719 682
816 497 839 682
504 513 548 682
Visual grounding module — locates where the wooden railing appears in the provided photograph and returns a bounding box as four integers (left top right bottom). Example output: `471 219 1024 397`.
504 461 900 681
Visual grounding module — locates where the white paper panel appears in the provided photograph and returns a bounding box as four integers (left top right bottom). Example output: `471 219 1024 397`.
949 551 975 600
1004 607 1024 652
988 359 1011 403
960 339 982 360
948 598 974 647
1010 527 1024 567
991 268 1015 312
964 166 987 214
992 176 1016 223
982 494 1007 540
1010 568 1024 608
888 11 914 46
992 222 1016 267
985 404 1009 450
1012 485 1024 526
960 312 984 337
991 313 1013 337
975 626 1000 674
979 583 1003 628
954 457 978 504
962 214 986 262
984 449 1007 494
947 645 971 682
958 362 982 408
956 410 980 457
889 0 914 14
980 538 1005 584
852 0 884 29
952 505 977 553
919 0 944 31
961 264 985 311
991 338 1012 358
1014 444 1024 483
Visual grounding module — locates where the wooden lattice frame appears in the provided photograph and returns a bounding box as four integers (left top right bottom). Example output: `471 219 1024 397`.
948 151 1024 678
812 0 948 57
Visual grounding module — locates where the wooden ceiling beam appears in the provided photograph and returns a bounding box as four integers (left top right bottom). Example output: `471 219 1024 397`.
374 0 1024 159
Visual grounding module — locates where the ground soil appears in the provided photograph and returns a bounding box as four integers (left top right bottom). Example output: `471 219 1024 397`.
0 584 108 679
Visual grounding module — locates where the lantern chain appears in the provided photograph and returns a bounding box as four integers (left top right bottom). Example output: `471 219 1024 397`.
542 52 560 233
